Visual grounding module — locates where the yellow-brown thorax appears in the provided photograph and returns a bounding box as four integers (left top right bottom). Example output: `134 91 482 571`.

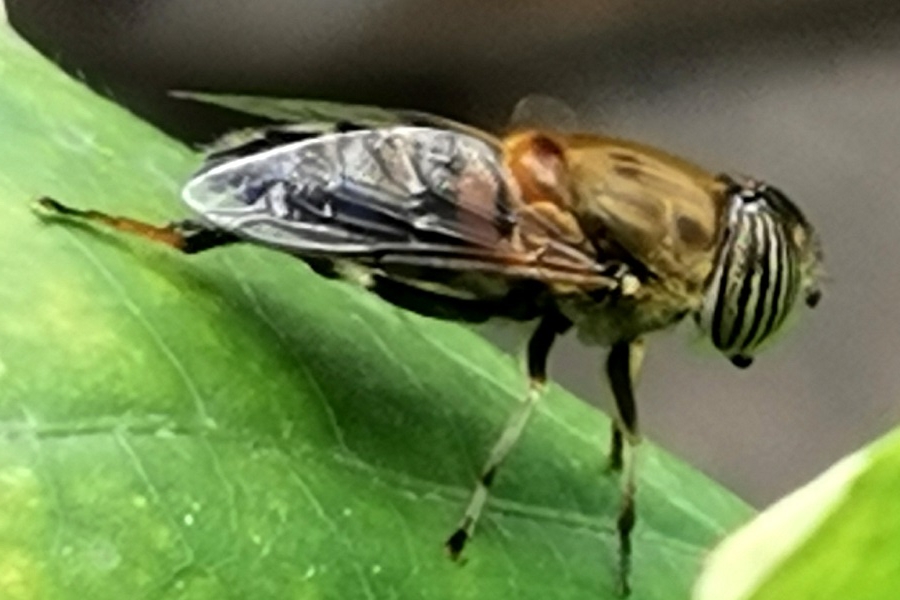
503 130 729 345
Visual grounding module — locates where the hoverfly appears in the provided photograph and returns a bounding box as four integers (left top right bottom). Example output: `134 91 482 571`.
35 93 823 596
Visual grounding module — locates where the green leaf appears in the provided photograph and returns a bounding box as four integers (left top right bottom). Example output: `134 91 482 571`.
0 24 750 599
695 428 900 600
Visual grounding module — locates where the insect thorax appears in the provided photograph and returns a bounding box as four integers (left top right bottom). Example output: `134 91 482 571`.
556 280 695 348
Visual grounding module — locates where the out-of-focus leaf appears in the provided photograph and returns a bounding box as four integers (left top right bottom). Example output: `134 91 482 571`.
695 428 900 600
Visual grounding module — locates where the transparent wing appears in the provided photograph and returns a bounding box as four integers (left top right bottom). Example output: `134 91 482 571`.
171 91 403 126
508 93 580 133
183 126 622 294
172 91 501 150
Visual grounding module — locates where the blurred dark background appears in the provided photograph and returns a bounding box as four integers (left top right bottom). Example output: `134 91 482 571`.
9 0 900 506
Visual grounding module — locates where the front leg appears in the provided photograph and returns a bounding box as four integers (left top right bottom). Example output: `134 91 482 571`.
34 196 240 254
606 339 645 471
605 339 645 597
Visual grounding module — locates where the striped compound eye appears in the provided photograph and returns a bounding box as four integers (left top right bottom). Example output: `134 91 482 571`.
697 180 821 368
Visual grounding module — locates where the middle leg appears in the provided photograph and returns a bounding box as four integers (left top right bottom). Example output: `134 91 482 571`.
445 309 571 559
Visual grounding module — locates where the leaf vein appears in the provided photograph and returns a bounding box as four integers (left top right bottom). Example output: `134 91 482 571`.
60 230 214 428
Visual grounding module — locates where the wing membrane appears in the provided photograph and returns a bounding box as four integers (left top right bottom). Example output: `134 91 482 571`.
171 91 403 127
173 91 501 150
184 126 621 295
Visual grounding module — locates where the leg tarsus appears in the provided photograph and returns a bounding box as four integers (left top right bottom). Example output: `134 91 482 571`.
35 196 82 217
617 487 636 597
34 196 239 254
445 521 471 561
445 309 571 560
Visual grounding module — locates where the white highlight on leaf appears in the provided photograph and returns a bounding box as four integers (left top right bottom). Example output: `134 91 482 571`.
0 0 7 25
694 450 867 600
0 355 6 379
183 513 195 526
154 426 176 438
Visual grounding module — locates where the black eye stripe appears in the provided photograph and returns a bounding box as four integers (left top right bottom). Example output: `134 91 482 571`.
726 213 760 350
741 215 781 351
735 215 768 351
764 224 790 341
710 220 738 349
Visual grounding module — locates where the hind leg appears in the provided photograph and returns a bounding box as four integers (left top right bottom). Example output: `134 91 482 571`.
35 197 240 254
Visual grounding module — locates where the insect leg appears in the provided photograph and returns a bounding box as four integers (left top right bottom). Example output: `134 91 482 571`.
605 339 645 597
445 309 571 560
34 196 240 254
608 421 625 472
607 338 645 472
